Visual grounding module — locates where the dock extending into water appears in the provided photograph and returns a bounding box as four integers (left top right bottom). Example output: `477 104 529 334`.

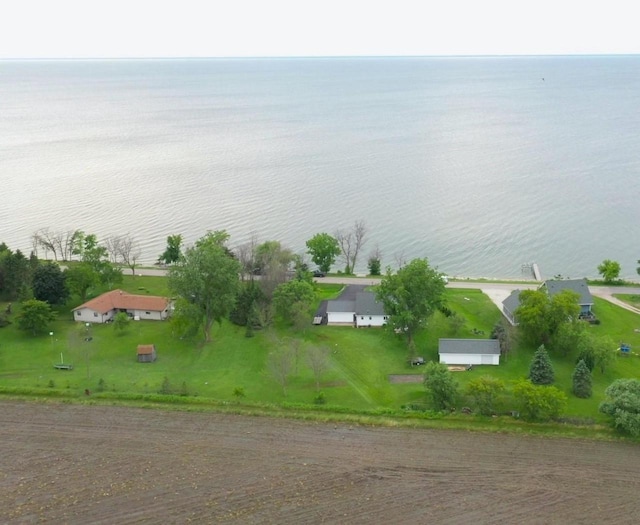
532 263 542 281
522 262 542 281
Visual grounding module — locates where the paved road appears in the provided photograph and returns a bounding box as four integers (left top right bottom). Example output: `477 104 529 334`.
130 268 640 314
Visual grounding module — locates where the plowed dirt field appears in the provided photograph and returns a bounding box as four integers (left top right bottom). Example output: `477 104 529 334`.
1 401 639 524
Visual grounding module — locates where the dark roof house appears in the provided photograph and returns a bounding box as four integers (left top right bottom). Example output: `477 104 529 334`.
501 278 594 325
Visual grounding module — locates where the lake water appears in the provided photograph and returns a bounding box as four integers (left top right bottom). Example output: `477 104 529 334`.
1 56 639 279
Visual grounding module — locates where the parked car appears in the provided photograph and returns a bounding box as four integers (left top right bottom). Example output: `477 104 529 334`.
313 270 325 277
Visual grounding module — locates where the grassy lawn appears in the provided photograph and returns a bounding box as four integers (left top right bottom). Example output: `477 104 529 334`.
2 279 640 436
613 293 640 309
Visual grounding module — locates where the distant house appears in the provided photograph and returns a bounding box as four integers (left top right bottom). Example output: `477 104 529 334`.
326 292 388 327
73 289 171 324
137 344 157 363
501 278 594 325
439 338 501 366
540 278 594 316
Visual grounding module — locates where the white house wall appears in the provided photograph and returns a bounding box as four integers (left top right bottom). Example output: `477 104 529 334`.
73 308 114 324
356 314 387 327
439 353 499 366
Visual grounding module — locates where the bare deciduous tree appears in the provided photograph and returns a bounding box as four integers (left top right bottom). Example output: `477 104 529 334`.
394 250 407 270
118 235 142 276
307 345 330 391
104 235 123 264
32 228 83 261
267 345 294 396
335 220 367 274
234 233 259 281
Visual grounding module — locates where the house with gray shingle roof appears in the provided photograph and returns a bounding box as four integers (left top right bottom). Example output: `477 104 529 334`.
326 292 388 327
501 278 594 325
502 289 523 326
540 278 594 316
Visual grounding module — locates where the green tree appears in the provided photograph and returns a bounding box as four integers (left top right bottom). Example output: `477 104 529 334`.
272 279 316 326
528 345 555 385
597 259 621 283
159 234 183 265
513 379 567 421
423 361 458 411
168 231 241 342
16 299 56 335
490 320 515 358
572 359 592 398
577 334 617 374
170 297 202 339
32 262 68 305
112 311 131 334
465 376 505 416
367 256 381 276
377 258 446 353
552 319 586 357
516 288 580 346
230 281 265 327
0 248 32 300
367 245 382 276
600 379 640 436
65 263 99 301
306 233 341 274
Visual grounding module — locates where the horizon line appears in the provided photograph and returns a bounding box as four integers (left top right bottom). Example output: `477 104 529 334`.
1 52 639 62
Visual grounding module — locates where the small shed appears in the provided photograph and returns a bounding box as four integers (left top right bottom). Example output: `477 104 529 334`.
137 344 157 363
439 338 500 366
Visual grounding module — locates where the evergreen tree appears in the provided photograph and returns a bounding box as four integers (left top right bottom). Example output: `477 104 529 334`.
528 345 555 385
572 359 592 398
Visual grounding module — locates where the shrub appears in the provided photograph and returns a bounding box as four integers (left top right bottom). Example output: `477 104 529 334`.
600 379 640 436
313 392 326 405
423 362 458 411
513 379 567 421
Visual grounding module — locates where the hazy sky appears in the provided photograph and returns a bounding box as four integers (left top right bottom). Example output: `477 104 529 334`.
1 0 637 59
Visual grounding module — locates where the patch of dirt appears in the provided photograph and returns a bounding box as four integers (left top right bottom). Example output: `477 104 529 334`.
2 401 640 524
388 374 423 383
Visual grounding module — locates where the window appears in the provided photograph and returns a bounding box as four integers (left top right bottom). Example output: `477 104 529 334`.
145 311 150 315
93 312 98 317
76 311 80 316
360 316 364 320
369 316 372 320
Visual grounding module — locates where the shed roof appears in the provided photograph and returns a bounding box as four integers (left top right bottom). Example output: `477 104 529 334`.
542 278 593 305
355 292 386 316
137 344 156 355
439 339 501 355
73 290 170 314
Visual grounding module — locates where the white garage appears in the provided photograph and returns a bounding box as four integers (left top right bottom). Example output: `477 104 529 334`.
438 339 501 366
326 300 356 325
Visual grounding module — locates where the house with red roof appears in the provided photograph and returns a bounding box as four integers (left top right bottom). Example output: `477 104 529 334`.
72 290 171 324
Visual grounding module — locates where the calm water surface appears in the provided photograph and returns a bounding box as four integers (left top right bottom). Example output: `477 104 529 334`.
1 56 639 278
